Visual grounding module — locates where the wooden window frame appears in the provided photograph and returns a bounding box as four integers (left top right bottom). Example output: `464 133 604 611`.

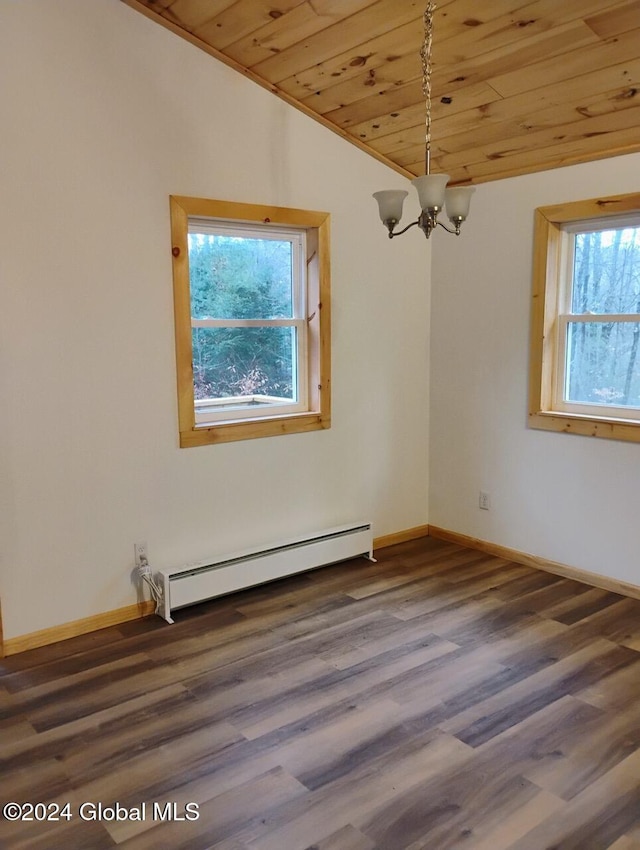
529 191 640 443
170 196 331 447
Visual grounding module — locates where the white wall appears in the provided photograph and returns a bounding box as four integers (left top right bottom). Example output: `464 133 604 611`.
0 0 429 640
430 152 640 586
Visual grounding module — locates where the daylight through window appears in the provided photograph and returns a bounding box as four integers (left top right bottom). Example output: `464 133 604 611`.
560 220 640 416
170 197 330 447
189 221 308 423
529 192 640 442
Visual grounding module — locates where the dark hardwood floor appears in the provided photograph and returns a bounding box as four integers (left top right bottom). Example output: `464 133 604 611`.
2 536 640 849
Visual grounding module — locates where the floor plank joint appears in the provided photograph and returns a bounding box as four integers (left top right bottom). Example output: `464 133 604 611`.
1 537 639 849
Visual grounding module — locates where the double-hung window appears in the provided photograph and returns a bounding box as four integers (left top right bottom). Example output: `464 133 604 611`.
530 192 640 442
170 197 331 447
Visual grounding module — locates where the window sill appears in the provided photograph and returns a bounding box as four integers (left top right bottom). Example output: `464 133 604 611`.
528 410 640 443
181 411 331 447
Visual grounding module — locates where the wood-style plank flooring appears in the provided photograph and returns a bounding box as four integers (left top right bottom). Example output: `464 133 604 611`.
2 537 640 849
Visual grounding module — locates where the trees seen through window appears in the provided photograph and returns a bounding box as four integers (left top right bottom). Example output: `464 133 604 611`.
529 192 640 443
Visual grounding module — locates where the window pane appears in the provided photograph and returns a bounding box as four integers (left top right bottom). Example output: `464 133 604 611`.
188 233 294 320
572 227 640 314
192 326 296 402
566 321 640 408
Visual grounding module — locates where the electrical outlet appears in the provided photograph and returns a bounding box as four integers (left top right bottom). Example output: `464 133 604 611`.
134 541 148 566
479 491 490 511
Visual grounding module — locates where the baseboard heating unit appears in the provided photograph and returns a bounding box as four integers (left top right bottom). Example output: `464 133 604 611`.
156 522 374 623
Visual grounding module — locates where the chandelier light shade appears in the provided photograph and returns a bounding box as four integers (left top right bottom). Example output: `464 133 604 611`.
412 174 450 212
444 186 475 224
372 190 408 227
373 2 475 240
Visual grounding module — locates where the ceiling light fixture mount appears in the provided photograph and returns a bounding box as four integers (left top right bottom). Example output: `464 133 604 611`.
373 2 475 239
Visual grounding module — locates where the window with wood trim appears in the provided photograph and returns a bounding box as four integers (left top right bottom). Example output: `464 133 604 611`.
529 192 640 443
170 196 331 447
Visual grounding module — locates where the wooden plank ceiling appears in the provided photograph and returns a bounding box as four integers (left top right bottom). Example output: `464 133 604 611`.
123 0 640 184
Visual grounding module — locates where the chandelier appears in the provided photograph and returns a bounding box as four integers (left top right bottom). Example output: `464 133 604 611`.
373 2 475 239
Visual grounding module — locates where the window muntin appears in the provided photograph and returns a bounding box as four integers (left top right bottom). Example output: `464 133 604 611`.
170 196 330 447
529 192 640 443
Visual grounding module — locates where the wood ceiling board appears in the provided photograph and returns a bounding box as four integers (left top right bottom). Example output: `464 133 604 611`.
124 0 640 183
193 0 309 51
585 1 640 40
405 112 640 177
159 0 237 30
431 0 537 36
434 88 640 157
350 81 504 143
316 20 600 132
388 73 640 168
434 22 601 97
278 19 424 103
222 3 325 67
366 124 431 158
324 79 424 128
433 0 576 59
350 103 433 145
275 1 540 102
489 26 640 99
435 0 640 58
223 0 377 68
455 124 640 183
396 143 456 172
429 59 640 141
439 104 640 171
279 1 591 105
250 0 424 83
300 53 420 116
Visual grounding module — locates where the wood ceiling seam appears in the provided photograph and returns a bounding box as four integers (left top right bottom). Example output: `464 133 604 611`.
432 20 600 97
299 53 422 116
224 0 381 69
434 0 640 58
324 79 424 128
408 110 640 178
281 8 564 107
193 0 311 52
276 19 424 103
489 26 640 99
349 80 505 147
584 0 640 40
431 89 640 159
433 59 640 138
296 20 600 124
364 0 634 97
250 0 425 85
455 127 640 183
160 0 239 31
447 104 640 166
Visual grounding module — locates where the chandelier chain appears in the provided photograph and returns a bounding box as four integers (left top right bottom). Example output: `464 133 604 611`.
372 0 475 240
420 2 435 175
